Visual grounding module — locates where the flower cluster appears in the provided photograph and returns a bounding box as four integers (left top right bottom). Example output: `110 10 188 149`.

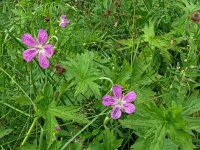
102 85 137 119
21 15 137 120
22 15 70 69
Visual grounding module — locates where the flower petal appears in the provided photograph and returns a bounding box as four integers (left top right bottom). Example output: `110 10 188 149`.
37 29 48 45
38 52 49 69
102 95 115 106
22 34 36 47
60 15 66 19
60 19 70 28
111 106 122 119
64 19 70 24
23 48 38 62
122 103 135 114
112 85 122 99
60 22 67 28
43 44 54 58
123 92 137 103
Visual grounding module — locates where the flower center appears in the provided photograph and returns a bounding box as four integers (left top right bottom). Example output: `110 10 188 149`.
61 19 64 24
36 44 44 52
115 99 125 108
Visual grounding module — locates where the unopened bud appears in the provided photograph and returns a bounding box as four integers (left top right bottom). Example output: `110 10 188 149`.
54 64 66 75
114 0 121 7
104 9 112 16
55 125 61 131
191 12 200 22
44 16 50 23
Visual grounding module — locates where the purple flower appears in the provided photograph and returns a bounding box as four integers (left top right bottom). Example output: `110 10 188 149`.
102 85 137 119
22 29 54 69
59 15 70 28
55 125 61 131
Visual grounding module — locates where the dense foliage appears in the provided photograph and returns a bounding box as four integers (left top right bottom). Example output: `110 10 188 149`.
0 0 200 149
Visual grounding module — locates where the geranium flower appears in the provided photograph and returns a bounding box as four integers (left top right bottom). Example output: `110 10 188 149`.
59 15 70 28
102 85 137 119
22 29 54 69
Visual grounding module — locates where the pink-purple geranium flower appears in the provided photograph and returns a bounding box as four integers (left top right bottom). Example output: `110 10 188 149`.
59 15 70 28
102 85 137 119
22 29 54 69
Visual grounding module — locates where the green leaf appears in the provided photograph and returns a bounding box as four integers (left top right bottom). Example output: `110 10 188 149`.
142 21 172 64
167 125 194 150
48 141 62 150
142 21 155 41
103 128 123 150
186 117 200 133
120 102 194 150
49 104 89 124
17 144 38 150
43 113 58 149
116 60 131 83
43 82 53 100
87 141 104 150
148 124 166 150
130 138 145 150
88 128 123 150
37 100 89 124
163 139 178 150
64 51 101 98
182 92 200 115
15 95 31 106
56 81 74 101
0 128 13 139
69 141 83 150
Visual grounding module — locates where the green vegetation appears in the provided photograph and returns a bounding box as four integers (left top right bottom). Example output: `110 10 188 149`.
0 0 200 149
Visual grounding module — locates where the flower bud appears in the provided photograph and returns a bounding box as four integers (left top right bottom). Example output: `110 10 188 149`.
44 16 50 23
54 64 66 75
104 9 112 16
191 12 200 22
114 0 121 7
55 125 61 131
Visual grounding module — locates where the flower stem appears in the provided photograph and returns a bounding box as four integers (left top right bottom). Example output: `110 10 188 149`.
20 117 39 146
60 108 108 150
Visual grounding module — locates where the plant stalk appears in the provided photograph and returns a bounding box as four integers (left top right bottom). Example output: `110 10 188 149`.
20 117 39 146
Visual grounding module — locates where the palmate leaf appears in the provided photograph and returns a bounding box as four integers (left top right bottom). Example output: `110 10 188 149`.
163 139 178 150
87 128 123 150
148 124 167 150
120 103 164 128
69 141 83 150
130 43 158 86
36 101 89 148
48 103 89 124
37 101 89 124
167 126 194 150
130 138 145 150
120 102 195 150
185 117 200 133
64 51 101 98
133 125 167 150
142 21 173 64
103 128 123 150
182 92 200 115
87 141 104 150
116 60 132 84
131 138 178 150
121 103 166 150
